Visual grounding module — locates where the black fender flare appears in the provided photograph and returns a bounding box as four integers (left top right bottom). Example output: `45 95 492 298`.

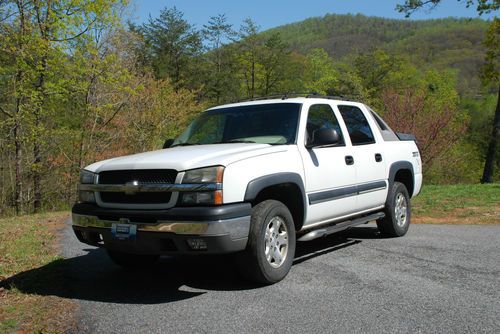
244 172 307 227
388 161 415 198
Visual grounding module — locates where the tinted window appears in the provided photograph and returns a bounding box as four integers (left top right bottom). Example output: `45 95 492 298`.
370 110 388 131
173 103 301 146
306 104 344 146
338 105 375 145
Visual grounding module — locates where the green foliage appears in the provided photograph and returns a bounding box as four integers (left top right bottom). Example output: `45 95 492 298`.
0 4 497 215
264 14 489 96
397 0 499 17
201 14 237 103
140 6 202 88
303 48 338 95
481 17 499 86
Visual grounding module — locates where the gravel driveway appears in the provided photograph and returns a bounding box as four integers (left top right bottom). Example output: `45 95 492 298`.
60 222 500 334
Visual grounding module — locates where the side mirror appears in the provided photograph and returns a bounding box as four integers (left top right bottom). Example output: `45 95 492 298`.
163 139 174 149
308 128 340 148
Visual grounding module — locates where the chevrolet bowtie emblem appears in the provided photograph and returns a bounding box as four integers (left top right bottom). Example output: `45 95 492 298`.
124 180 140 195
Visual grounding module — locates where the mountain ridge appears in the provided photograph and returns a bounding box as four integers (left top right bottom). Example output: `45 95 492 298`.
260 13 490 93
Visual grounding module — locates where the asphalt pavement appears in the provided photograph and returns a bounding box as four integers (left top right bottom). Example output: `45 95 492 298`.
55 222 500 333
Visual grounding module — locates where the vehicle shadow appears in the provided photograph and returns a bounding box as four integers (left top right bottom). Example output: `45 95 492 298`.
0 225 380 305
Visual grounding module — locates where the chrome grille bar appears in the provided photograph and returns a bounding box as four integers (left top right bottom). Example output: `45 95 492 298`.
79 183 222 193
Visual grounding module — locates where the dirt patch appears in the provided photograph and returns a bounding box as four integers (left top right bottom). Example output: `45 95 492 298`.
413 205 500 225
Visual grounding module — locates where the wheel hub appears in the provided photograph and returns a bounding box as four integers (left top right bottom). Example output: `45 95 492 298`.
395 193 408 227
264 216 289 268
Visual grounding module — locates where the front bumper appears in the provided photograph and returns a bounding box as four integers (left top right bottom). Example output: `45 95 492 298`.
71 203 251 255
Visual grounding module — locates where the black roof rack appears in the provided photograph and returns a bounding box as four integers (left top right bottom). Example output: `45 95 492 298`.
235 92 359 103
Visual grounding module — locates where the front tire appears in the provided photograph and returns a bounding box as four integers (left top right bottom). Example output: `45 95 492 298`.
236 200 296 284
377 181 411 237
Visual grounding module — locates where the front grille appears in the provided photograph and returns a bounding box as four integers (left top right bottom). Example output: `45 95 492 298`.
100 192 172 204
98 169 177 185
98 169 177 205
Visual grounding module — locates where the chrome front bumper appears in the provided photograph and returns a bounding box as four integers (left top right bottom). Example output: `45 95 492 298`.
71 202 252 254
72 213 251 240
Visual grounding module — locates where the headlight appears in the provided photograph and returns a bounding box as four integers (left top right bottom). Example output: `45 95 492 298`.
80 170 96 184
78 170 96 203
182 166 224 184
181 166 224 205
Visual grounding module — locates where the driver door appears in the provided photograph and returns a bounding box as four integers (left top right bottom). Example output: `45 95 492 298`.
298 104 357 227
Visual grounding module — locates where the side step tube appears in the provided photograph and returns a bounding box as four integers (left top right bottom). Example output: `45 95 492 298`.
298 212 385 242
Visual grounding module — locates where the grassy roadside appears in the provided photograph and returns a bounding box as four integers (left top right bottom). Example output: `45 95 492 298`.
0 212 76 333
412 183 500 225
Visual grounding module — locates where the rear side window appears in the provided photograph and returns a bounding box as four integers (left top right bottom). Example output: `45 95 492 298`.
338 105 375 145
306 104 345 146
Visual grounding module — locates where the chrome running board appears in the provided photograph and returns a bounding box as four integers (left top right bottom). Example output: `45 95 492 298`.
298 212 385 242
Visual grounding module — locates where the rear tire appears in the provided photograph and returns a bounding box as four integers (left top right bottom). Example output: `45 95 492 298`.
106 250 159 269
377 181 411 237
236 200 296 284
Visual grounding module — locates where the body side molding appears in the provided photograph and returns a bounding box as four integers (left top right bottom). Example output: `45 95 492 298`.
308 180 387 205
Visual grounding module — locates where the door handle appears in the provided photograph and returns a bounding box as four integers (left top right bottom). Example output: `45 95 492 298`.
375 153 382 162
345 155 354 165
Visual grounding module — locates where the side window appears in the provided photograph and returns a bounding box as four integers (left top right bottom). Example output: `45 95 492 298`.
338 105 376 145
306 104 344 146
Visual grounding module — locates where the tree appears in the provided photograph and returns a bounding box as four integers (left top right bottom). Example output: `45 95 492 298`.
0 0 126 213
258 33 290 95
141 7 202 90
303 48 338 95
237 18 262 98
396 0 499 17
397 0 499 183
381 70 468 168
479 18 499 182
202 14 237 103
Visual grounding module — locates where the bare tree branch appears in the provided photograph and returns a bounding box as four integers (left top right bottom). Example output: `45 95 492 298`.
0 105 12 118
49 17 97 42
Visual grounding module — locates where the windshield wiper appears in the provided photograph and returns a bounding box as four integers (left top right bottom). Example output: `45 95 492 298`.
171 143 202 147
215 140 257 144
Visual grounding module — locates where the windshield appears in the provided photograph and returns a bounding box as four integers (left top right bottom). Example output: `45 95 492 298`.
172 103 301 146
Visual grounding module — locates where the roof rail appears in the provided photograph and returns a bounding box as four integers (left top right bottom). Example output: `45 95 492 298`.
236 92 310 102
235 92 359 103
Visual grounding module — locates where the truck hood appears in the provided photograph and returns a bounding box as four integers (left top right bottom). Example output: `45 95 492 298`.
85 143 289 173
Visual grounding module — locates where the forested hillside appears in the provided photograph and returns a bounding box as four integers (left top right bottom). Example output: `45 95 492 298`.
0 1 497 216
264 14 489 94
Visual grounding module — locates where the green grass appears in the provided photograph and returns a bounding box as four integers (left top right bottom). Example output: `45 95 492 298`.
0 212 76 333
412 183 500 224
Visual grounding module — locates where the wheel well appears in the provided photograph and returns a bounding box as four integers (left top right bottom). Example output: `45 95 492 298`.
394 169 414 197
252 183 304 231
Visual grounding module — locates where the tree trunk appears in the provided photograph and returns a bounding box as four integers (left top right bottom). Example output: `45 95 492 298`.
14 120 22 214
481 86 500 183
33 130 42 212
33 55 47 213
251 58 255 98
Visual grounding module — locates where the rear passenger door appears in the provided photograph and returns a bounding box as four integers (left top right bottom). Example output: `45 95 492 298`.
299 104 357 226
337 104 387 212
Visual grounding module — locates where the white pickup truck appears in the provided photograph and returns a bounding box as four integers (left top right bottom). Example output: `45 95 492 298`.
72 96 422 283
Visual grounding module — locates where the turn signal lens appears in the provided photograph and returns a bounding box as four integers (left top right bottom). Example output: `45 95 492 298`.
214 190 223 205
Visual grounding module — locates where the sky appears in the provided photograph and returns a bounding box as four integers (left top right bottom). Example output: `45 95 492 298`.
130 0 494 31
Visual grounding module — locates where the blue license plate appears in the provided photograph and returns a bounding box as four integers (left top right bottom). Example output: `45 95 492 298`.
111 222 137 240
